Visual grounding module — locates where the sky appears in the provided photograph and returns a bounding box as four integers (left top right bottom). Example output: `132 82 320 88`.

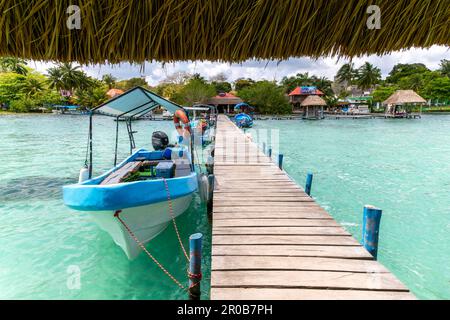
29 45 449 86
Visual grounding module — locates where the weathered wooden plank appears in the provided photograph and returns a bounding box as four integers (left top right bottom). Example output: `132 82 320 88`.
211 256 390 273
211 288 415 300
213 226 350 236
213 200 316 206
213 218 340 227
213 211 332 220
212 245 372 259
212 235 360 246
211 270 409 291
212 205 329 213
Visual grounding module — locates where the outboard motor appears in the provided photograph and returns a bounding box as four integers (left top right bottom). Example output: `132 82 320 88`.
152 131 169 150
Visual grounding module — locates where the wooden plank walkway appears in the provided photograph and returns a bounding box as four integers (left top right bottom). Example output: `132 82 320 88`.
210 115 415 300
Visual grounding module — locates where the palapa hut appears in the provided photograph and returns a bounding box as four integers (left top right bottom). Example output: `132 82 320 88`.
301 95 327 120
207 92 243 114
383 90 427 118
289 86 324 114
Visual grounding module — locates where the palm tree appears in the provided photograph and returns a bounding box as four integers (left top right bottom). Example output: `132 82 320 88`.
102 74 117 89
336 63 355 87
47 67 65 91
356 62 381 91
23 78 44 97
0 57 28 75
47 63 91 95
59 62 84 91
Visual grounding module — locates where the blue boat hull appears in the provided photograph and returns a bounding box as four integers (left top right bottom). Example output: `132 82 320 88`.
62 149 198 259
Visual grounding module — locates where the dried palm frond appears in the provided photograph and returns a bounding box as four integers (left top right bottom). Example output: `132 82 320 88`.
0 0 448 64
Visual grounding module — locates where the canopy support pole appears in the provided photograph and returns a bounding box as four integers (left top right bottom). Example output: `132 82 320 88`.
114 116 119 166
88 112 93 179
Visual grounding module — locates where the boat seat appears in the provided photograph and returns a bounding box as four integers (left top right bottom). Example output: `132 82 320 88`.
100 161 143 185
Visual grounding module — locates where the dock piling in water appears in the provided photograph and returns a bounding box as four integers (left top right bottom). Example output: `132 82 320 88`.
305 172 313 196
188 233 203 300
207 174 214 216
268 147 272 158
362 205 382 260
262 142 266 155
278 154 284 170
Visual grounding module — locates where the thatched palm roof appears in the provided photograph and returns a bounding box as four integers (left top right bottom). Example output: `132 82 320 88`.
383 90 427 105
301 95 328 107
0 1 449 63
207 93 243 105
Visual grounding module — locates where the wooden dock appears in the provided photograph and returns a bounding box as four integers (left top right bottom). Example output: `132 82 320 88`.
210 115 414 300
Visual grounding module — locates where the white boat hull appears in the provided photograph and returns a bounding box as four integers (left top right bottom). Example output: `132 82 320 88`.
89 194 193 259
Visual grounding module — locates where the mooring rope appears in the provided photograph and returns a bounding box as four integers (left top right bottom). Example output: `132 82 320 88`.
114 210 186 290
162 178 190 262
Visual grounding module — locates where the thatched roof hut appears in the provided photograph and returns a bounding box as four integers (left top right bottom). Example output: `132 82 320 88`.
301 95 328 107
207 92 243 114
299 95 327 119
383 90 427 105
0 1 448 63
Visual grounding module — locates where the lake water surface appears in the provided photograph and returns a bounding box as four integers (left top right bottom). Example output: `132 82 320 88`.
0 114 449 299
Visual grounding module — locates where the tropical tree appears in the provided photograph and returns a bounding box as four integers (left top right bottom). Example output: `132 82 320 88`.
234 78 255 91
172 78 215 105
238 81 291 114
336 63 356 87
386 63 429 83
356 62 382 90
372 85 399 103
0 57 28 75
23 77 45 97
46 67 65 91
161 71 192 85
280 72 312 93
116 77 149 90
439 59 450 78
102 74 117 89
0 72 26 104
212 81 232 93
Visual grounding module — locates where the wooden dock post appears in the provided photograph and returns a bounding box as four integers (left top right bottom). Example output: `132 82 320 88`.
268 146 272 158
262 142 266 155
207 174 214 215
362 205 382 260
188 233 203 300
278 154 284 170
305 172 313 196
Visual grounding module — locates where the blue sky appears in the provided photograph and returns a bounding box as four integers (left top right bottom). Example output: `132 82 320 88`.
30 45 449 86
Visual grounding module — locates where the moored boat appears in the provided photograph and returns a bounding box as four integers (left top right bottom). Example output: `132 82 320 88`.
62 87 198 259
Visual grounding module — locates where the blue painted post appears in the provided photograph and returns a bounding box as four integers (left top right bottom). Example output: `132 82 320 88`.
188 233 203 300
262 142 266 155
268 146 272 158
305 172 313 196
278 154 284 170
362 205 382 260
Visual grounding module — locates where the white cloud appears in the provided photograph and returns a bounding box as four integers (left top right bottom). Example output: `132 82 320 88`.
27 45 449 86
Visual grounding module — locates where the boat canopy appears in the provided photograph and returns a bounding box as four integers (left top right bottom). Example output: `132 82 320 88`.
93 86 184 118
234 102 254 111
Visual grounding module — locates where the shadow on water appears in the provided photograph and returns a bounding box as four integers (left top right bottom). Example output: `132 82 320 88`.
0 176 77 202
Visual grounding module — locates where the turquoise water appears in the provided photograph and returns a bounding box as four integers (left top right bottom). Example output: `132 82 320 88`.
0 114 211 299
1 114 449 299
255 115 450 300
